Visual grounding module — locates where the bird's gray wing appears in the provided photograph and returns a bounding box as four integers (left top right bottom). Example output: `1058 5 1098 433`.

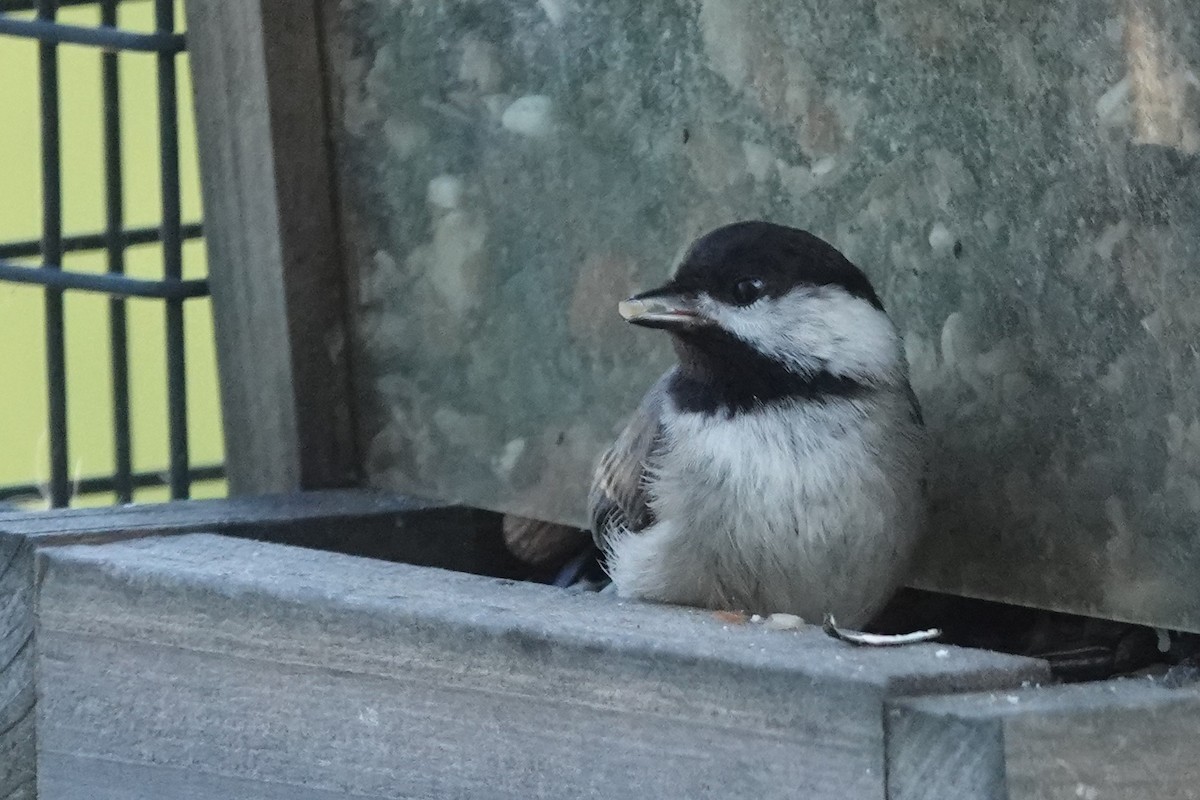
588 371 671 551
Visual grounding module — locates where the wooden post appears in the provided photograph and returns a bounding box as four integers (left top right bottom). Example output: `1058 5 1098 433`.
183 0 356 493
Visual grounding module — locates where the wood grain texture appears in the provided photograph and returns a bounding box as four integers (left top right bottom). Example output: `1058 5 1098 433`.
0 490 517 578
0 489 415 537
0 490 431 546
35 535 1045 800
887 680 1200 800
184 0 355 494
3 491 510 799
887 692 1007 800
0 536 35 800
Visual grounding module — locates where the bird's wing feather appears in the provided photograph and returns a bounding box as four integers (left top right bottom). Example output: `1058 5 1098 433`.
905 383 925 427
588 371 672 551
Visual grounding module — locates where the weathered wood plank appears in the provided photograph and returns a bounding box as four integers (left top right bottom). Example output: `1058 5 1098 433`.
0 719 36 800
2 491 512 799
0 489 415 539
37 755 353 800
35 534 1045 800
0 536 35 800
0 491 517 579
184 0 354 493
887 680 1200 800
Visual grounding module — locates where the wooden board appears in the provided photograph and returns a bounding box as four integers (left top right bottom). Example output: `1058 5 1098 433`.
1 491 510 800
0 535 36 800
888 679 1200 800
0 489 516 577
0 489 425 539
183 0 355 494
33 534 1045 800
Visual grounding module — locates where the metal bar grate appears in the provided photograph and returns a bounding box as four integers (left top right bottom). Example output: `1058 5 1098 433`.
102 0 132 501
155 0 188 501
0 221 203 259
0 15 185 51
36 0 69 508
0 465 225 504
0 261 210 299
3 0 122 10
0 0 223 507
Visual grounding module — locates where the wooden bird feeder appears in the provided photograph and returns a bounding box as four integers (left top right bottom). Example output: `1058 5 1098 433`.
5 0 1200 797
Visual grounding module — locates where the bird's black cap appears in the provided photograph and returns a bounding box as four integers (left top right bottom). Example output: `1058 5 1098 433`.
671 221 884 310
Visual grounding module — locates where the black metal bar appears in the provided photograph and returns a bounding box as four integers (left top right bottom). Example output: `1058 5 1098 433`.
0 465 226 504
0 260 210 299
101 0 132 503
36 0 69 509
156 0 188 500
0 16 185 53
0 221 202 259
2 0 122 11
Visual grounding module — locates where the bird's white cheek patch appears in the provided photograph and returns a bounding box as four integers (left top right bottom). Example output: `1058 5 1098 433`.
705 290 903 381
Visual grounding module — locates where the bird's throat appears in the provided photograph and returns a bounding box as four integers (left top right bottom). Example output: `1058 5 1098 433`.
668 330 868 416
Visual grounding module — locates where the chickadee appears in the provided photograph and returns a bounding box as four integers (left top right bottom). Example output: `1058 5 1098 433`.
588 221 926 628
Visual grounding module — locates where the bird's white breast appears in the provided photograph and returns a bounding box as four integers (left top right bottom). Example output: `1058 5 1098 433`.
606 393 924 627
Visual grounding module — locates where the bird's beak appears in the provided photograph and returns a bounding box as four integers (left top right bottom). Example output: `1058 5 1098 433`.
618 288 714 330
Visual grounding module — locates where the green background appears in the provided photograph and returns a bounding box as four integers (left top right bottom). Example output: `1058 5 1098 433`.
0 0 224 506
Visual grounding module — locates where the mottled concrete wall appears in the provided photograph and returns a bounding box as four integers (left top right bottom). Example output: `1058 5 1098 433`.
323 0 1200 630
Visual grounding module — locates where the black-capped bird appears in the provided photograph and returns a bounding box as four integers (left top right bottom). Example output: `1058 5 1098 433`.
587 221 926 628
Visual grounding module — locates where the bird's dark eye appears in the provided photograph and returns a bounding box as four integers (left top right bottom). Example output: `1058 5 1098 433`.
731 277 766 305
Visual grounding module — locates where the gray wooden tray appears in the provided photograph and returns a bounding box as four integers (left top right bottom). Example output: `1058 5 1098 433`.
34 532 1037 799
7 495 1197 798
